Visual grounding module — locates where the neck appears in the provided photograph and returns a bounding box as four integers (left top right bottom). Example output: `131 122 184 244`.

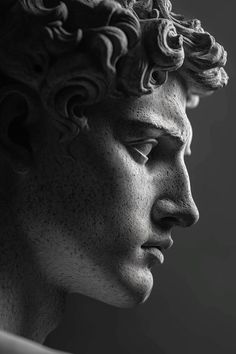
0 199 66 343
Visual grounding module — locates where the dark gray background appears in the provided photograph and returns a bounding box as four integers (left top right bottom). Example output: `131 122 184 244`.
45 1 236 353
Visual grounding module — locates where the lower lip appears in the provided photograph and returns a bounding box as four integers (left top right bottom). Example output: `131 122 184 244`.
142 247 164 264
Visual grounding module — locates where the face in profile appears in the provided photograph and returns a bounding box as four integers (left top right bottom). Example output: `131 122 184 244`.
19 76 199 307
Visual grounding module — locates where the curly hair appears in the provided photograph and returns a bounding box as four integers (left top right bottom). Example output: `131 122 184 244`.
0 0 228 140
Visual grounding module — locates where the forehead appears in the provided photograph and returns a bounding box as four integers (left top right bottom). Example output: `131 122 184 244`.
87 76 193 151
115 76 192 145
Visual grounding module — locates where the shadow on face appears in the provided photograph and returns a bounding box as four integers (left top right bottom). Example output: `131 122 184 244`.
0 76 199 308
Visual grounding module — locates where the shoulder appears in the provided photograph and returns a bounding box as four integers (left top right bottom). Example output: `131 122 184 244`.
0 330 70 354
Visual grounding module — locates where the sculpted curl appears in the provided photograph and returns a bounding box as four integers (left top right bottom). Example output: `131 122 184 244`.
0 0 228 141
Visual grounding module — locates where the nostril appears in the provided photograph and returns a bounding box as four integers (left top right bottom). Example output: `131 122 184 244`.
156 210 199 229
151 198 199 229
159 216 179 230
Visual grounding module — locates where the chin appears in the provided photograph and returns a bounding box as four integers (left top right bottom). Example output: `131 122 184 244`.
98 267 154 308
67 261 154 308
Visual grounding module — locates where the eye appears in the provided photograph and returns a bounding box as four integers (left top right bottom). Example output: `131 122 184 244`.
127 139 158 164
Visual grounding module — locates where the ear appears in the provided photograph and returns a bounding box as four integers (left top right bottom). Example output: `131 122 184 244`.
0 86 38 174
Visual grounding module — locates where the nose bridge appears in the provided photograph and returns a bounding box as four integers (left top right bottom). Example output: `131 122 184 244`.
153 161 199 227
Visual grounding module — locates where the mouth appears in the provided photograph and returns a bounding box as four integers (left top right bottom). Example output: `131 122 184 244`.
141 237 173 265
142 246 165 264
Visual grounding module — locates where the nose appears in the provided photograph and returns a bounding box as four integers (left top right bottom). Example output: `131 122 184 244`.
152 197 199 229
151 164 199 229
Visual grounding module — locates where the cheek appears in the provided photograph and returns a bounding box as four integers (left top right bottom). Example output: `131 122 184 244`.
68 140 153 250
43 132 155 263
74 137 148 212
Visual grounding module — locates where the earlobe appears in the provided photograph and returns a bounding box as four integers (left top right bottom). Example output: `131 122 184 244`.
0 86 35 174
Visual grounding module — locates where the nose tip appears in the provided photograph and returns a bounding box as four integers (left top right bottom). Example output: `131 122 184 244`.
152 198 199 229
178 199 199 227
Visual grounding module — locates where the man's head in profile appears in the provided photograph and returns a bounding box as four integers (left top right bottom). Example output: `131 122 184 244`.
0 0 228 346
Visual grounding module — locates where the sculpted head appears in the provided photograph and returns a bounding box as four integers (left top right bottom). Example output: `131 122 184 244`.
0 0 228 307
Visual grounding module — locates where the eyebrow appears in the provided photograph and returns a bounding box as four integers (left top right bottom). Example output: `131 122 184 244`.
118 118 187 145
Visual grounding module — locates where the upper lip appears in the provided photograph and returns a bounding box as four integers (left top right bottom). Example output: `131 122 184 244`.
142 236 173 251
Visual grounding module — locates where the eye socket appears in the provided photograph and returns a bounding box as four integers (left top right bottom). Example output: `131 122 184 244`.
127 139 158 164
